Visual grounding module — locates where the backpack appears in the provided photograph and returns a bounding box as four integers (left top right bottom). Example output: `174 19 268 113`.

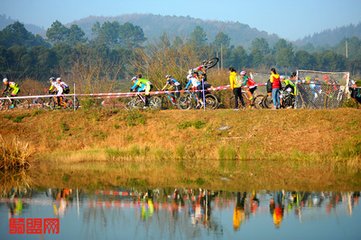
63 85 70 94
235 75 243 87
266 79 272 93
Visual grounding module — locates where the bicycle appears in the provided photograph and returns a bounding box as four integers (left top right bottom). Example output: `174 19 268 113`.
229 89 265 109
126 93 162 110
160 91 179 110
0 93 30 110
202 57 219 70
177 89 219 110
41 94 80 110
280 88 296 109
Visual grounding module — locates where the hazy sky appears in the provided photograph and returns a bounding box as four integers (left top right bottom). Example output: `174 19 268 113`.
2 0 361 40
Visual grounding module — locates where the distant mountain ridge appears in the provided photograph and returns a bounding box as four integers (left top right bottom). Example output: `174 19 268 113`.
0 14 45 36
295 22 361 47
69 13 280 48
0 13 360 48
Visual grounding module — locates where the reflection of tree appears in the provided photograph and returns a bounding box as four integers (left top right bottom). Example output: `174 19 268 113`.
0 170 32 197
0 170 32 218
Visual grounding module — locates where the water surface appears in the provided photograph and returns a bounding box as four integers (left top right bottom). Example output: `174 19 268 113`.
0 188 360 239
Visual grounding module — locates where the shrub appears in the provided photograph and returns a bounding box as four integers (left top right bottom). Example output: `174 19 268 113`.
0 136 32 171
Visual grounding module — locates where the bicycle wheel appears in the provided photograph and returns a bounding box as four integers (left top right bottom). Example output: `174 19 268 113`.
126 97 142 110
16 99 30 109
262 95 273 109
0 99 9 110
253 94 265 109
242 92 251 108
177 94 193 110
229 95 235 109
204 94 219 110
149 96 162 109
42 97 56 110
204 57 219 70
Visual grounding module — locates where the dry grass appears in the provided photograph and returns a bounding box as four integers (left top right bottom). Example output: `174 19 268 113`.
0 135 32 171
1 108 360 191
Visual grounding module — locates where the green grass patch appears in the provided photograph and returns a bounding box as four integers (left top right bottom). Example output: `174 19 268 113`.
124 111 146 126
177 120 206 129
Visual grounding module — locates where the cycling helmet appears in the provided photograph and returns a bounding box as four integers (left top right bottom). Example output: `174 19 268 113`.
3 78 8 83
280 75 285 80
165 74 172 79
49 77 55 82
240 70 246 75
56 77 61 82
131 76 137 81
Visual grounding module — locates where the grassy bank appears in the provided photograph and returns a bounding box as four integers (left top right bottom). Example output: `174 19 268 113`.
0 108 360 191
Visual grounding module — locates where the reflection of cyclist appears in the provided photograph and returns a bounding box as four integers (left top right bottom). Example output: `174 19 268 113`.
162 75 182 103
130 74 153 107
2 78 20 108
233 192 246 231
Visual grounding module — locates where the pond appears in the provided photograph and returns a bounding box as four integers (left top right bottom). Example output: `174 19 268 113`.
0 188 360 239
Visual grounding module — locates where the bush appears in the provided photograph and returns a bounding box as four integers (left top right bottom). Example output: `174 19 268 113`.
0 136 32 171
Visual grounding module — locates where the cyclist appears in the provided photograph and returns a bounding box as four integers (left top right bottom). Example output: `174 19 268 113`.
281 74 296 95
185 71 203 107
130 74 153 107
196 72 213 106
2 78 20 109
161 75 182 103
241 70 257 103
48 77 66 108
56 77 70 94
193 60 208 82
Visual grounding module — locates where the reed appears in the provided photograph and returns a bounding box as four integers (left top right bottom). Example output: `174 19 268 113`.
0 136 32 171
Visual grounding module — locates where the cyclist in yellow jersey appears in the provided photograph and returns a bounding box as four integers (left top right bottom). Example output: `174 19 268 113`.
2 78 20 108
130 74 153 107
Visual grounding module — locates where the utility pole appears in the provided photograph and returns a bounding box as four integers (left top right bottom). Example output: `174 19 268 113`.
345 40 349 59
220 44 223 69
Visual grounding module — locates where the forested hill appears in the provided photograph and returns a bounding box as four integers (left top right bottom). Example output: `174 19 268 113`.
0 14 45 36
296 22 361 47
69 13 280 48
1 13 361 48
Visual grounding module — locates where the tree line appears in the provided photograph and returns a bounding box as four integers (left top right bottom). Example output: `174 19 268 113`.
0 21 360 93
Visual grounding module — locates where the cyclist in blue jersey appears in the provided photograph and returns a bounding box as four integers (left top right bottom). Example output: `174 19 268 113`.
130 74 153 107
162 75 182 103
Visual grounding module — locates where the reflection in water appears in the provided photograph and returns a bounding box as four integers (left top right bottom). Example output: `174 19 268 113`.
0 169 32 220
0 188 360 239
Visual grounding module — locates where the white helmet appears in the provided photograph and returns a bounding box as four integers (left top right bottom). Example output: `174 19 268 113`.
3 78 8 83
56 77 61 82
